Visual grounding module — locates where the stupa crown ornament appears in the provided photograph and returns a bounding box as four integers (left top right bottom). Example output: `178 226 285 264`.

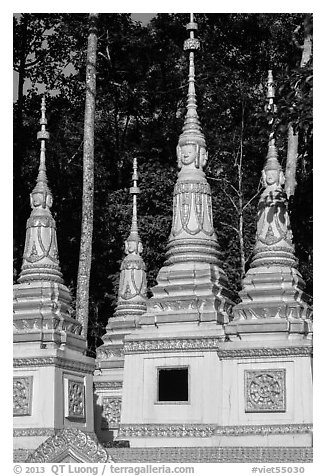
18 96 63 284
114 158 147 317
177 13 208 171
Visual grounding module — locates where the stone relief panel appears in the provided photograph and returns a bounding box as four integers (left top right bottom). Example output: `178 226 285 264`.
245 369 286 413
64 379 85 420
101 398 122 429
13 376 33 416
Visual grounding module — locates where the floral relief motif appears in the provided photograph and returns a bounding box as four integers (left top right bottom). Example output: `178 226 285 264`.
101 398 122 429
13 376 33 416
67 380 85 419
245 369 286 413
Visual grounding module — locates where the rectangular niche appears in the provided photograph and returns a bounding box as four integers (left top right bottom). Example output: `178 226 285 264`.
157 367 189 403
13 376 33 416
64 377 86 421
245 369 286 413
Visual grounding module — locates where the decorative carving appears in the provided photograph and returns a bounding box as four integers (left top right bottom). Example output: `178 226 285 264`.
245 370 286 413
66 380 85 420
184 37 200 51
13 376 33 416
118 423 312 438
217 346 312 359
101 398 122 429
13 357 95 374
94 381 123 390
26 428 113 463
124 337 222 354
96 347 124 360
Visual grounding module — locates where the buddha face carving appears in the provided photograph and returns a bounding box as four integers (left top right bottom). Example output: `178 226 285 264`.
177 143 208 169
262 168 285 188
125 239 143 255
30 191 53 209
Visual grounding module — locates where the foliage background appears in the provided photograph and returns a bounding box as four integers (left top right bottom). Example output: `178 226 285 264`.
13 13 312 354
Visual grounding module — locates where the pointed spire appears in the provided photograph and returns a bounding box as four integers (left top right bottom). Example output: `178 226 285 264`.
18 96 63 284
126 158 141 248
114 158 147 317
264 70 282 173
31 96 52 203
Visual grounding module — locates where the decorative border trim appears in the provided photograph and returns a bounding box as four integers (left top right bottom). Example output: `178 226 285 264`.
13 357 95 374
217 346 313 359
14 428 57 437
14 446 313 464
94 381 123 390
118 423 312 438
124 338 222 353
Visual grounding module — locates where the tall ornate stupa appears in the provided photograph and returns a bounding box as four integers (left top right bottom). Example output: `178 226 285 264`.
227 70 312 337
138 14 235 329
94 158 147 441
13 97 95 454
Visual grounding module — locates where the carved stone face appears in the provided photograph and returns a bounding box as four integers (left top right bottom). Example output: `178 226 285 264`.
125 240 142 255
180 144 197 166
31 192 44 208
265 169 279 186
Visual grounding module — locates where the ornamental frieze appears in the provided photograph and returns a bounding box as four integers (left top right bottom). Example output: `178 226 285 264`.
93 381 123 390
101 398 122 429
13 376 33 416
245 370 286 413
217 346 312 359
118 423 312 438
124 337 222 354
13 357 95 374
96 347 124 360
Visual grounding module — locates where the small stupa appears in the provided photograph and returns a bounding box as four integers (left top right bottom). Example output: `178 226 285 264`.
94 158 147 441
13 97 82 343
227 70 312 338
13 97 95 453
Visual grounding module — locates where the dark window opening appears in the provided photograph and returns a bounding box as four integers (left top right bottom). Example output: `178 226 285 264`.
158 368 188 402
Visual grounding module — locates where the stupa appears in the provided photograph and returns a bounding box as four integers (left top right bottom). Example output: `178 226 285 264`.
119 14 237 447
94 158 147 442
13 97 95 453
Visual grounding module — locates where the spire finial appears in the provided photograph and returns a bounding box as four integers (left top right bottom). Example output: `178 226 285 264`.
177 13 207 169
31 96 52 207
125 158 142 254
263 70 281 172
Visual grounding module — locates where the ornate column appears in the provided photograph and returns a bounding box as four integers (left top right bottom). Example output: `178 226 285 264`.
141 17 235 327
227 71 312 337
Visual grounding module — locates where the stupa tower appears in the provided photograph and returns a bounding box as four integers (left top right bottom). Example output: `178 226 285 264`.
13 97 95 453
138 13 235 328
119 14 237 448
227 70 312 335
94 158 147 442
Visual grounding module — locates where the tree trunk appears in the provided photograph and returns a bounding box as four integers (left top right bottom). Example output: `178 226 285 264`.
285 14 312 199
76 13 98 341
